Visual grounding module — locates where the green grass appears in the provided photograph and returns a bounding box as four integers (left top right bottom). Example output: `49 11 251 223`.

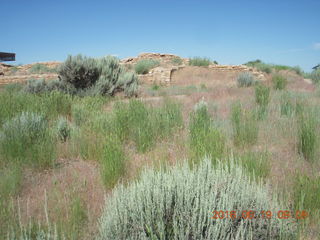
239 151 270 181
231 102 259 147
189 100 225 163
134 59 160 74
0 112 56 169
297 108 317 162
245 59 302 75
189 57 211 67
255 84 270 119
272 74 287 90
293 174 320 221
100 135 126 188
280 91 295 116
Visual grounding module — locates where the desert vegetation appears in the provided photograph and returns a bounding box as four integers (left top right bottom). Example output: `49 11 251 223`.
0 53 319 240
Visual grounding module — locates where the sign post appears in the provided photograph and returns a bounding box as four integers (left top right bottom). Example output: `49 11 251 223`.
0 52 16 62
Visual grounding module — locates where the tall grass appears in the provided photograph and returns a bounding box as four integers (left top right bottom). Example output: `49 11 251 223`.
239 151 270 181
100 135 126 188
272 74 287 90
293 174 320 221
189 100 225 163
231 102 259 147
280 91 294 116
297 108 317 162
0 112 56 168
255 84 270 119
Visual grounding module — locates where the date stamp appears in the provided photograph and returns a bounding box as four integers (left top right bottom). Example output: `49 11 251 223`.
211 210 309 220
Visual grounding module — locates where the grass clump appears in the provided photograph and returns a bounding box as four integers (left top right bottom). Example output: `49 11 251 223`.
255 84 270 119
55 116 71 142
189 57 211 67
134 59 160 74
97 157 295 240
189 99 225 163
239 151 270 181
272 74 287 90
297 108 317 162
112 99 183 153
237 72 255 87
100 135 126 188
245 60 272 74
293 174 320 219
0 112 55 168
280 92 294 116
231 102 259 147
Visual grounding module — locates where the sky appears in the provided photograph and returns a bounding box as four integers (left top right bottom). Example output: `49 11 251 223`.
1 0 319 71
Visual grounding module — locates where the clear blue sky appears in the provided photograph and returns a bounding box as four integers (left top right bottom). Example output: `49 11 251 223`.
1 0 319 71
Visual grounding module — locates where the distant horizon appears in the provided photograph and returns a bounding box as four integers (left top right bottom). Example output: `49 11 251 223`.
1 0 319 72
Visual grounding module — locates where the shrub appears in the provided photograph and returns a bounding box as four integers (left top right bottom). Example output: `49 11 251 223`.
272 74 287 90
310 69 320 83
134 59 160 74
231 102 259 146
55 116 71 142
293 174 320 217
58 54 100 89
189 100 225 162
100 135 126 188
189 57 211 67
237 72 255 87
0 112 55 168
45 79 77 94
245 60 272 74
97 157 295 240
117 71 139 97
23 78 47 94
297 109 317 162
171 57 183 65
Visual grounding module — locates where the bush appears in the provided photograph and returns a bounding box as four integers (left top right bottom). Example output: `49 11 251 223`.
0 112 55 168
272 74 287 90
310 69 320 83
231 102 259 146
171 57 183 65
97 157 295 240
237 72 255 87
45 79 77 94
24 79 47 94
189 100 225 162
297 109 317 162
58 55 139 97
58 54 100 89
134 59 160 74
189 57 211 67
55 116 71 142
